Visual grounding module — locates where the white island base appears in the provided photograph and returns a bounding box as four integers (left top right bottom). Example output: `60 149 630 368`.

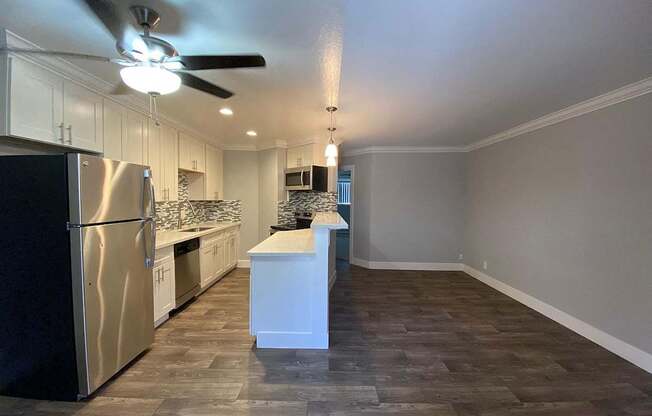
248 212 348 349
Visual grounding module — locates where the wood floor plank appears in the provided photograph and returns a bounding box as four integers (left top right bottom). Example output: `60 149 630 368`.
1 264 651 415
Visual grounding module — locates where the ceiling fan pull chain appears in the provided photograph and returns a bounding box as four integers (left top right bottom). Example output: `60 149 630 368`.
149 93 161 126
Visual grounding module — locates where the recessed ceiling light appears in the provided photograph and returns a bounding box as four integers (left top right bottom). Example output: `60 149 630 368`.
246 130 257 137
219 107 233 116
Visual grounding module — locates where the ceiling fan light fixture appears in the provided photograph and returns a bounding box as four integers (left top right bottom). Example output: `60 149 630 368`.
120 65 181 95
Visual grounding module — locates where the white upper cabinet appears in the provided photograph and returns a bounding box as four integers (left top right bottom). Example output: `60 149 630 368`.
286 143 327 168
179 132 205 173
160 124 179 201
122 108 147 165
147 119 164 201
9 58 63 145
204 144 223 200
7 58 103 152
102 99 124 160
148 121 178 202
62 80 103 152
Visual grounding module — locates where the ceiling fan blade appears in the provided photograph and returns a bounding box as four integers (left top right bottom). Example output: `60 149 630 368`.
177 72 233 99
169 54 266 71
0 47 112 62
80 0 146 56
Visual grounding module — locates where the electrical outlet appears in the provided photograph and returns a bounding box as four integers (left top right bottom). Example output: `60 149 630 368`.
458 253 464 260
482 261 488 270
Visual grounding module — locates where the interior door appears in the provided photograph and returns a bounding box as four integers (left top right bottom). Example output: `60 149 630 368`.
79 220 154 394
63 81 103 152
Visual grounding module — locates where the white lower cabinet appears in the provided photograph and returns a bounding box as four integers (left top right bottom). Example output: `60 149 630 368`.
153 246 175 327
199 227 239 291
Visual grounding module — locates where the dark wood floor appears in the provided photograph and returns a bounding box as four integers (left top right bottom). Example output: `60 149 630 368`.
2 264 652 415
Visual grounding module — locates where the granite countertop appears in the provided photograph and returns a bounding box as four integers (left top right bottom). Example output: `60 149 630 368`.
248 212 348 257
156 222 241 250
247 229 315 257
310 212 349 230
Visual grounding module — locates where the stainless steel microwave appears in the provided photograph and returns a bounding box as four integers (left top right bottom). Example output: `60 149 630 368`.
285 165 328 191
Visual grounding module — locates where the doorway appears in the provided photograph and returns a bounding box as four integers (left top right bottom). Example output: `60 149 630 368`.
336 165 354 262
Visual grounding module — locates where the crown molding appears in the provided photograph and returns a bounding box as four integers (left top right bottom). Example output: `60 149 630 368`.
222 144 258 151
222 139 288 152
467 76 652 151
343 145 466 157
1 28 220 146
342 76 652 157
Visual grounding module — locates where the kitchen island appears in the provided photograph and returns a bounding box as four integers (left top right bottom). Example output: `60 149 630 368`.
248 212 348 349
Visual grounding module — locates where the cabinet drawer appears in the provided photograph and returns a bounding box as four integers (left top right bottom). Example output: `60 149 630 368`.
200 231 225 247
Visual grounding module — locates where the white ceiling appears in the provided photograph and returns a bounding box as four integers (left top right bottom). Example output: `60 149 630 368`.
0 0 650 150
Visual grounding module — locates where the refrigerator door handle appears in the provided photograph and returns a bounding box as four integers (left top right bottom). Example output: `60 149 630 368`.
144 218 156 268
143 168 156 219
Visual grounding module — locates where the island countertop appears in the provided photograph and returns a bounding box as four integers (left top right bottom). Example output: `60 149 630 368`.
247 212 347 257
248 229 315 257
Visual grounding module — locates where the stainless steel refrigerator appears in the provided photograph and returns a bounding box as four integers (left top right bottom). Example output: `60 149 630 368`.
0 153 155 400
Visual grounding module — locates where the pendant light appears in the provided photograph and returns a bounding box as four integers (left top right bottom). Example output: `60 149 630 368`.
325 106 338 160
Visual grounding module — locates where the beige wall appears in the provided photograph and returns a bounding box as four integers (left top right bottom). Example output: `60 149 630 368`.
258 148 285 241
223 150 260 260
465 93 652 355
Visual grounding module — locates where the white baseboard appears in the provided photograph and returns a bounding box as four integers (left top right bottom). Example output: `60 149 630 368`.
237 259 251 268
350 258 462 271
462 265 652 374
350 257 369 268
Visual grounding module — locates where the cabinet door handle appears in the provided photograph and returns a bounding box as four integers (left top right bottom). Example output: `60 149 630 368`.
57 123 65 142
66 125 72 144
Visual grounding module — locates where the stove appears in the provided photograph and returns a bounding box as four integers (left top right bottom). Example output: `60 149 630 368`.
270 212 314 235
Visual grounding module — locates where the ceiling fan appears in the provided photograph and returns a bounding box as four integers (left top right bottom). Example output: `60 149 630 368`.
1 0 266 103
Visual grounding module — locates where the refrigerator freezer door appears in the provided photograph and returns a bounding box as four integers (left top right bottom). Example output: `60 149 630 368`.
72 220 154 395
68 154 153 225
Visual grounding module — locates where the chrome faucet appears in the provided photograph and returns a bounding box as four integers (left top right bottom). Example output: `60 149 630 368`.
186 197 198 218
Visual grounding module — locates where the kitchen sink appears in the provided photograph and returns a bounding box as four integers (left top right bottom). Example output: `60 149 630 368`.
180 227 214 233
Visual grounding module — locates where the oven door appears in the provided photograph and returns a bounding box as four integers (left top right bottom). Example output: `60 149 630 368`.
285 167 311 190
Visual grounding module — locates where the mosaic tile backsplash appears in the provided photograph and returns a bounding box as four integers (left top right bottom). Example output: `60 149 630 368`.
155 172 242 231
278 191 337 227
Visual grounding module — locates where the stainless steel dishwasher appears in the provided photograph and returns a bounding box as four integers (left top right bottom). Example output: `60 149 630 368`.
174 238 200 308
